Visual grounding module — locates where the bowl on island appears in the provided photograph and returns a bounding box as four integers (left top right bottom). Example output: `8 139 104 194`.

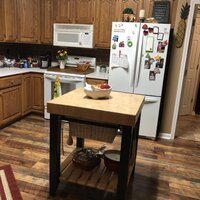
84 83 112 99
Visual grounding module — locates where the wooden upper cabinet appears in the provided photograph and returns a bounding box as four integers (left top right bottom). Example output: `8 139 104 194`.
94 0 117 48
0 1 5 41
4 0 18 42
53 0 73 23
73 0 95 24
18 0 40 43
143 0 154 19
40 0 53 44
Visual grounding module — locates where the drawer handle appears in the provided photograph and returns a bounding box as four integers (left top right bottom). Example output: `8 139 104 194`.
10 80 14 84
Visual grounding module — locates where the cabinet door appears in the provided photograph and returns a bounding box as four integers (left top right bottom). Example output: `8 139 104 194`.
18 0 40 43
0 86 21 126
0 1 5 41
40 0 53 44
32 73 44 112
94 0 116 48
53 0 73 23
143 0 154 19
22 74 32 115
86 78 108 85
74 0 94 24
4 0 18 42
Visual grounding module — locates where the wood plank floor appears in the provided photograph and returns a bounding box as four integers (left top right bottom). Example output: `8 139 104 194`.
0 114 200 200
177 114 200 141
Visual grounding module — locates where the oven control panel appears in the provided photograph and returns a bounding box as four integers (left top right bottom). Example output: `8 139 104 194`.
66 55 96 68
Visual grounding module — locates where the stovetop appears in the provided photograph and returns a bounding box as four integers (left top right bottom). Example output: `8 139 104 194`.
46 55 96 76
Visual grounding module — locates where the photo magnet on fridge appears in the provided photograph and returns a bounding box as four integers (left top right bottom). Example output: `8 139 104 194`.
149 71 156 80
146 36 154 52
144 60 151 69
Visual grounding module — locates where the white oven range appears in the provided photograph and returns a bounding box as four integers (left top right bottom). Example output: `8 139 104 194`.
44 56 96 119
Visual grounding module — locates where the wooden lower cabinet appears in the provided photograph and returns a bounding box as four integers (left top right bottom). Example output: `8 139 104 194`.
86 78 108 85
0 73 44 127
22 74 32 115
22 73 44 114
0 85 22 126
31 73 44 112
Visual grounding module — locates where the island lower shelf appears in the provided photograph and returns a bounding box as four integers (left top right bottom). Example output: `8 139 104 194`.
60 149 135 193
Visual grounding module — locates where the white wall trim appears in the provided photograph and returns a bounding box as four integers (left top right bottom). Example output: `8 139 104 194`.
159 132 172 140
170 0 200 140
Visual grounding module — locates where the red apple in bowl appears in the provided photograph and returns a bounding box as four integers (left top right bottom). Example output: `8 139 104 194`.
99 83 111 89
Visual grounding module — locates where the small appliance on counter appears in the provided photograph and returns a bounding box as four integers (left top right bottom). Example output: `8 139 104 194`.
40 52 52 69
97 64 109 74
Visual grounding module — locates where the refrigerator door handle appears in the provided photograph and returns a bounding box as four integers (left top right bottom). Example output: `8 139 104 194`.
145 96 159 103
135 32 144 88
130 25 141 89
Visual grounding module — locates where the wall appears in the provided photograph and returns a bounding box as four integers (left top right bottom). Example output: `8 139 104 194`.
160 0 191 138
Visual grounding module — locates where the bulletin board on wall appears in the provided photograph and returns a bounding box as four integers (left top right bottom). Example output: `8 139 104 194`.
152 1 170 23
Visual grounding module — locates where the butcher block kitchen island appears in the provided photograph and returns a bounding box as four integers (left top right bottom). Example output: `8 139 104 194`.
47 88 144 200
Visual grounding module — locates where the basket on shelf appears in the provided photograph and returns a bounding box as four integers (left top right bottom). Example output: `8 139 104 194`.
69 122 117 143
76 63 90 72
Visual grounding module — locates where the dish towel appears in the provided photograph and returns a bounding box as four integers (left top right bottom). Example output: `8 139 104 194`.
53 76 62 99
110 52 129 69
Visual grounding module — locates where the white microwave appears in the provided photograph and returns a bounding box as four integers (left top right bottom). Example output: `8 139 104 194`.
53 23 93 48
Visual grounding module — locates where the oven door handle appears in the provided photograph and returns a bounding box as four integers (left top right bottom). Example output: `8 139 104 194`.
59 78 83 83
44 74 84 83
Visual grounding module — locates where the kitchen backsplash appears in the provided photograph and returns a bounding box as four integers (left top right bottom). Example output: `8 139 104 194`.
0 43 110 66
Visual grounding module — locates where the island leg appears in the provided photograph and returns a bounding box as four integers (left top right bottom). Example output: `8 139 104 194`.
76 137 84 148
116 125 132 200
49 114 62 196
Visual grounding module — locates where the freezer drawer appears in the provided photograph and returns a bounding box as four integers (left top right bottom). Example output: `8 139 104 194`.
139 96 161 138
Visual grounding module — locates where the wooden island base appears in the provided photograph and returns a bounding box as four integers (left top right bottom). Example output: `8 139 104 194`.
47 88 144 200
60 148 136 194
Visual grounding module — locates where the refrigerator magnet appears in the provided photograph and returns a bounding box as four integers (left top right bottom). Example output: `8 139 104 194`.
145 36 154 52
112 43 117 49
119 41 125 47
143 30 148 36
155 55 161 61
149 71 156 80
142 24 148 30
148 27 153 33
157 33 164 40
112 35 119 42
156 58 164 68
153 26 159 34
154 67 160 74
149 58 155 64
127 40 133 47
157 42 166 53
144 60 151 69
145 53 151 59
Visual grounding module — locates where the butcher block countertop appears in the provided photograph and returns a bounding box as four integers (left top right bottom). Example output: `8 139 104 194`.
47 88 144 126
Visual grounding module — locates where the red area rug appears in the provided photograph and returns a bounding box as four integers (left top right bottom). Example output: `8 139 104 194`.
0 165 23 200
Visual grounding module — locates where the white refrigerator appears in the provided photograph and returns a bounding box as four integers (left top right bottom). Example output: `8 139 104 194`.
108 22 171 139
